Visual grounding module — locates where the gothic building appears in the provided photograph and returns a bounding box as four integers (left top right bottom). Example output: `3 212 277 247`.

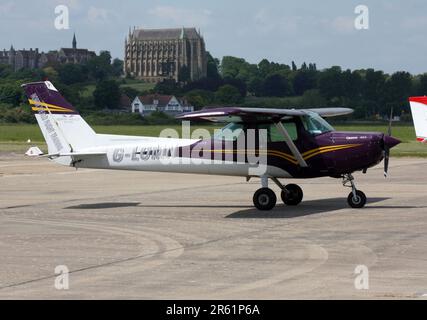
56 33 96 64
124 27 207 83
0 46 42 71
0 34 96 71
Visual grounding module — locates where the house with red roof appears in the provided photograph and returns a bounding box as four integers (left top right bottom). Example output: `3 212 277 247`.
131 94 194 116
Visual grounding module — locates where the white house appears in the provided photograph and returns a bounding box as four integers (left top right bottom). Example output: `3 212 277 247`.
131 94 194 116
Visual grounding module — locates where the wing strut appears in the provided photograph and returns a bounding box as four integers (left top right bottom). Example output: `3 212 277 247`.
274 122 308 167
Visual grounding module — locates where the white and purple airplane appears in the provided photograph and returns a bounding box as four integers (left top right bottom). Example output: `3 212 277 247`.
23 81 400 210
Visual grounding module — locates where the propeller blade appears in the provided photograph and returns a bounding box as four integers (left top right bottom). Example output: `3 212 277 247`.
388 107 393 136
384 145 390 177
384 107 393 177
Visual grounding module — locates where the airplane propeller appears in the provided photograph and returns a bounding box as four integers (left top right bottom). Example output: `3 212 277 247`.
383 108 393 178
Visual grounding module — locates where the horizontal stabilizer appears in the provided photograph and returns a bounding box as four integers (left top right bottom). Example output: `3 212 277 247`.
25 146 44 157
42 151 107 159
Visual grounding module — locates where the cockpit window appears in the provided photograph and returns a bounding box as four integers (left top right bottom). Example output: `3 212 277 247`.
301 112 335 135
214 123 244 141
258 122 298 142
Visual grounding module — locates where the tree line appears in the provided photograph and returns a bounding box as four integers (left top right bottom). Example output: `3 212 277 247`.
0 51 426 124
162 55 426 120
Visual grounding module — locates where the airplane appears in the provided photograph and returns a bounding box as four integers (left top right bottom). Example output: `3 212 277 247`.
408 96 427 143
22 81 401 211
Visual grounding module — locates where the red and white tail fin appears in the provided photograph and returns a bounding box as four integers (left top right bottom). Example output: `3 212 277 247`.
409 97 427 143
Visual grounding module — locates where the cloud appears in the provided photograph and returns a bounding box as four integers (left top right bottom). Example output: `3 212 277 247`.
148 5 211 27
329 16 356 33
401 16 427 30
87 6 108 23
253 8 302 35
0 2 15 14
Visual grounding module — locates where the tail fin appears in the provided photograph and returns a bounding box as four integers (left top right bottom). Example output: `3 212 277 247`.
409 97 427 143
22 81 97 164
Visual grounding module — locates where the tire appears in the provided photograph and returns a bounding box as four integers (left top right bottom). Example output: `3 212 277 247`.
281 184 303 206
347 190 367 208
253 188 277 211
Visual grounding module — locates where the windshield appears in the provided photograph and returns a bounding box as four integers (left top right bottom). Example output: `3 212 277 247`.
301 112 335 135
214 123 244 141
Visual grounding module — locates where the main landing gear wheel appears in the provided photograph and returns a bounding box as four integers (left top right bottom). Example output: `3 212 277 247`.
281 184 303 206
253 188 277 211
347 190 367 208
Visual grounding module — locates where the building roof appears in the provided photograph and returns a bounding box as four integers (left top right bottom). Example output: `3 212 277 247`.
60 48 96 56
132 28 201 40
138 94 174 108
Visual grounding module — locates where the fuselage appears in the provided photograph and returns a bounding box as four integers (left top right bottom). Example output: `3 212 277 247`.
73 128 398 179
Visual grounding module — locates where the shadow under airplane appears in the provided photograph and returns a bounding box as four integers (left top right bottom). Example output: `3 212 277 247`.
64 197 425 219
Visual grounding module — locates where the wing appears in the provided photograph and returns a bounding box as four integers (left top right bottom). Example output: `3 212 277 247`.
176 107 353 122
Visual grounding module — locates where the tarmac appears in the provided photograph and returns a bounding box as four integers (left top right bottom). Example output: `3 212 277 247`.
0 153 426 299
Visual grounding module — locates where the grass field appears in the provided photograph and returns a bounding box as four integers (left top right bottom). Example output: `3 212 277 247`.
120 80 155 93
0 123 424 157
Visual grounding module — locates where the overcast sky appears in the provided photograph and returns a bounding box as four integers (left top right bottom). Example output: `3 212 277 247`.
0 0 426 74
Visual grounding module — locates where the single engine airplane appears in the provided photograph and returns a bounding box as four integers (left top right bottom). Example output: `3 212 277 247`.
22 81 400 210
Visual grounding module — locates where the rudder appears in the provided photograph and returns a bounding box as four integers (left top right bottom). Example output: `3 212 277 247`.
409 96 427 143
22 81 98 162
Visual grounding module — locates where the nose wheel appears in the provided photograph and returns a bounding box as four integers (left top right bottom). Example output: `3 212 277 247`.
347 190 367 208
343 174 367 208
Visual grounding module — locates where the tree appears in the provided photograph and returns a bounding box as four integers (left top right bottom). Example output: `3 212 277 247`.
215 84 243 104
301 62 308 71
248 76 263 96
341 70 363 99
260 73 292 97
58 64 88 85
86 51 113 81
183 77 223 92
363 69 385 102
93 80 121 110
258 59 290 78
185 89 214 109
318 66 343 100
121 86 139 99
417 73 427 95
0 64 13 78
206 52 220 80
220 56 248 78
383 71 413 115
0 84 22 106
153 79 182 96
293 70 317 96
111 58 124 77
42 66 59 81
223 77 247 97
291 61 297 71
178 65 191 83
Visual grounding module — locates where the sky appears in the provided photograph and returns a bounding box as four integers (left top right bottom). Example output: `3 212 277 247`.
0 0 426 74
